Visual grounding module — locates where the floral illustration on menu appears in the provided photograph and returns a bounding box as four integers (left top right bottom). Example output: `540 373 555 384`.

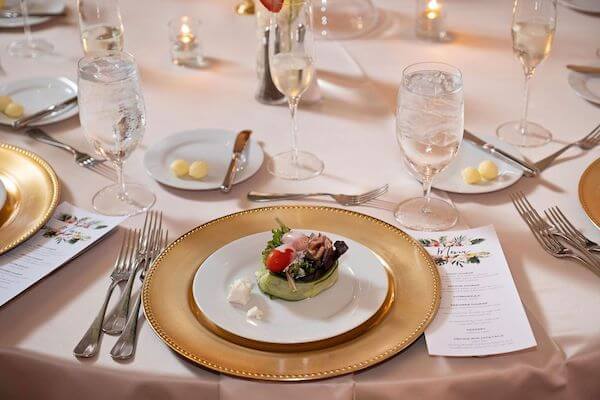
42 214 109 245
419 235 490 268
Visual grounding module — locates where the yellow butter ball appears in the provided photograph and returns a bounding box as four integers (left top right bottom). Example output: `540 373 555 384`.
4 102 24 118
462 167 481 185
189 160 208 180
0 96 11 112
170 159 189 177
478 160 499 181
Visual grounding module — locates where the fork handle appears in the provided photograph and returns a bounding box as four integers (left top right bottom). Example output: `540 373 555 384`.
247 191 329 202
73 281 117 358
102 263 141 335
110 290 142 360
27 128 77 155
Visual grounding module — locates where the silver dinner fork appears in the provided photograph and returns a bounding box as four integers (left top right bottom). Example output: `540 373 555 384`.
544 206 600 254
73 229 140 358
110 229 168 360
534 123 600 172
27 128 116 181
510 192 600 276
103 211 162 335
247 184 389 206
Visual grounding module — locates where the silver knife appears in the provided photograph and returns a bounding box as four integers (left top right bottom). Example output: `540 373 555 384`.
12 96 78 129
220 130 252 193
566 65 600 75
463 130 539 177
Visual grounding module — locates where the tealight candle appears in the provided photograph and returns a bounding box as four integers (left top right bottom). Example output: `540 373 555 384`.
416 0 448 41
168 16 205 67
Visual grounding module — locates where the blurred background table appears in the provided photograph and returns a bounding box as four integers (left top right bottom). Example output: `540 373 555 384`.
0 0 599 399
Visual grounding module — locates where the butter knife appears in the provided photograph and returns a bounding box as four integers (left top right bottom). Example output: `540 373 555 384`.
220 130 252 193
463 130 539 177
566 65 600 75
12 96 78 129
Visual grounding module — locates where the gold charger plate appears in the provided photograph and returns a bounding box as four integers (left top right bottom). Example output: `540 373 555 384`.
143 206 440 381
579 157 600 229
0 143 60 255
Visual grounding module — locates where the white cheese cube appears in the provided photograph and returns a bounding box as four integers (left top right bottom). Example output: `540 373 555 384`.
246 306 263 320
227 279 251 305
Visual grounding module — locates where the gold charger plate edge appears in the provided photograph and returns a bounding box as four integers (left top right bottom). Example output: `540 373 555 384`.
0 142 60 255
142 205 441 381
578 157 600 229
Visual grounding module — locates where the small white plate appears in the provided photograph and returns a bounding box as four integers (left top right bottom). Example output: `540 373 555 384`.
0 179 6 212
559 0 600 14
0 0 66 29
432 134 524 194
144 129 264 191
569 68 600 106
0 77 78 127
192 230 389 344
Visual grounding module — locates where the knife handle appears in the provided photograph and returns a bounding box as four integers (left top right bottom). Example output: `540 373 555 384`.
220 155 240 193
485 145 538 177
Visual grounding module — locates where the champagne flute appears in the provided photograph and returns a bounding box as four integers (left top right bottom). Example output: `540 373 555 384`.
497 0 557 147
267 0 324 180
78 52 155 216
395 62 464 231
77 0 125 55
8 0 54 58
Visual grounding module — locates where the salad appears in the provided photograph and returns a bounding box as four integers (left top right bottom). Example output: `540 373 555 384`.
256 220 348 301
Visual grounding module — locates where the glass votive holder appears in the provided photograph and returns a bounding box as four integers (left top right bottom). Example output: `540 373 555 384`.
168 16 205 67
415 0 448 41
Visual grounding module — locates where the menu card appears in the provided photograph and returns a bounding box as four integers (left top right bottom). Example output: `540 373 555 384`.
0 202 125 307
410 225 536 356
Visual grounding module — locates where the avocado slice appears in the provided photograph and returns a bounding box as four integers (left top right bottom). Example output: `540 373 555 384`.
256 262 339 301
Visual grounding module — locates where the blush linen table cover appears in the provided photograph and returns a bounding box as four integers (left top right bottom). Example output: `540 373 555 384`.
1 0 599 399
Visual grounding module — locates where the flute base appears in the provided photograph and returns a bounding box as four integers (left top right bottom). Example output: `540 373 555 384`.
8 39 53 58
496 120 552 148
394 197 458 231
93 183 156 216
267 150 324 180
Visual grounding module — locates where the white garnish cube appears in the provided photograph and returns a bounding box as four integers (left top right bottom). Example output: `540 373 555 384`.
227 279 252 305
246 306 263 320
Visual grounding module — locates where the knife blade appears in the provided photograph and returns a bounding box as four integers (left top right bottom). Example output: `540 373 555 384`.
12 96 78 129
566 64 600 75
463 130 539 177
220 130 252 193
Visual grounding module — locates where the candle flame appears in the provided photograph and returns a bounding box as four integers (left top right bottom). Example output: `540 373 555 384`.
427 0 440 11
181 23 191 35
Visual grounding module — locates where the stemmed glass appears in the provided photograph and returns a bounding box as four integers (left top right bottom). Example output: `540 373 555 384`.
77 52 155 216
8 0 54 58
395 62 464 231
497 0 557 147
77 0 125 55
267 0 324 180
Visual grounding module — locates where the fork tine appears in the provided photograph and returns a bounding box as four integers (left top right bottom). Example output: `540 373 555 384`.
547 208 576 239
114 230 130 271
552 207 586 242
355 184 389 204
511 193 550 251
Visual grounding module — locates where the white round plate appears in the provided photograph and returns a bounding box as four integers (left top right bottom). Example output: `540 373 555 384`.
144 129 264 190
0 77 78 127
432 134 524 194
559 0 600 14
569 68 600 106
0 0 66 28
0 178 6 212
192 230 389 344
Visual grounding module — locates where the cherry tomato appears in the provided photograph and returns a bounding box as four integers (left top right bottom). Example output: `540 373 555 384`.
265 248 294 273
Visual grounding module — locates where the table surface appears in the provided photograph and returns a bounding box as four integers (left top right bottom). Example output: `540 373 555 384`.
1 0 599 399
